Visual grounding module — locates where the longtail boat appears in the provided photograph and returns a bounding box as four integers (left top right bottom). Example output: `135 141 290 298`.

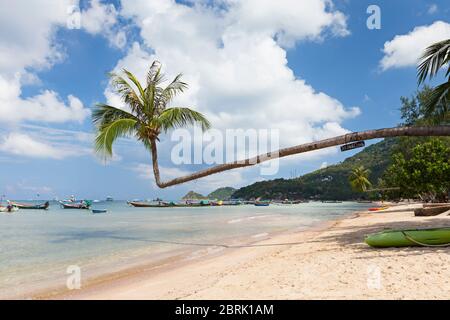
10 201 49 210
254 201 270 207
0 205 18 213
127 201 172 208
59 201 91 209
368 206 389 212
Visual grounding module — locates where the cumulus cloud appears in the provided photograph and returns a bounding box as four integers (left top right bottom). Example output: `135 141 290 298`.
80 0 127 49
0 76 90 123
0 0 93 125
226 0 349 47
0 126 92 160
107 0 358 163
0 133 71 159
0 0 72 76
427 4 438 15
380 21 450 71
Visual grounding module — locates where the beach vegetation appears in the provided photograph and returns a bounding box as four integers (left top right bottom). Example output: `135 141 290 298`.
382 139 450 202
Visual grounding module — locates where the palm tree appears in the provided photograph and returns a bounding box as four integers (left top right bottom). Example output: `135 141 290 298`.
94 63 450 189
147 125 449 188
93 61 211 187
349 166 372 193
417 39 450 122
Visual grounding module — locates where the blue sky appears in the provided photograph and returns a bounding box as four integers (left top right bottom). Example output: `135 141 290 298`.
0 0 449 200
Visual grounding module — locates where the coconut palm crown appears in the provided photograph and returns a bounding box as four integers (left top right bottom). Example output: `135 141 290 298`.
417 39 450 122
349 166 372 193
93 61 211 187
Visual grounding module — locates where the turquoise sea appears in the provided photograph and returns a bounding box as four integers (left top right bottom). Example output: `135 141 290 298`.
0 201 372 298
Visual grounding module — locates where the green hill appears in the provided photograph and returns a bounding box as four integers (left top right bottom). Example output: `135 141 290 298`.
232 138 399 201
207 187 236 200
182 191 207 200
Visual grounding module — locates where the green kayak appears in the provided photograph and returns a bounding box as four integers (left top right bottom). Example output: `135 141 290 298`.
365 227 450 248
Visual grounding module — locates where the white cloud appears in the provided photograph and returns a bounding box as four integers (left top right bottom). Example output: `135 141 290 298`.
0 0 92 125
0 127 92 160
380 21 450 71
226 0 349 47
0 133 69 159
427 4 438 15
106 0 358 166
0 76 90 123
0 0 73 76
80 0 127 49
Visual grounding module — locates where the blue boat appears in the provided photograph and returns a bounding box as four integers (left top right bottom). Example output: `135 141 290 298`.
254 201 270 207
92 209 108 214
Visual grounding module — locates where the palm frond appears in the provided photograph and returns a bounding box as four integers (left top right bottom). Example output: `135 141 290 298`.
422 80 450 123
146 61 165 87
95 118 138 157
161 74 188 104
92 104 139 128
122 69 146 102
109 72 143 115
157 107 211 132
417 39 450 84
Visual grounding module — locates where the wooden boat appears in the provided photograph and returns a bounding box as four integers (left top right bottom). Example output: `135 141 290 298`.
254 201 270 207
92 209 108 214
127 201 172 208
59 201 90 209
0 205 18 213
365 227 450 247
368 206 389 212
10 201 49 210
223 200 242 206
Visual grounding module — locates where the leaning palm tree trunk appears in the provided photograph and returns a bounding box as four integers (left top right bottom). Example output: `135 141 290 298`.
153 125 450 188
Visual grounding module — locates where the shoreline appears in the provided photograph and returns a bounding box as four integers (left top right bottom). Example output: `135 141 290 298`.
31 203 450 299
30 208 358 300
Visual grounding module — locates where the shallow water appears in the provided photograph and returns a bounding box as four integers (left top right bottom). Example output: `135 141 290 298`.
0 201 372 298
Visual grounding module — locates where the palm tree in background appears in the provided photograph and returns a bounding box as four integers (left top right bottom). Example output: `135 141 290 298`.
349 166 372 193
93 61 211 187
417 39 450 122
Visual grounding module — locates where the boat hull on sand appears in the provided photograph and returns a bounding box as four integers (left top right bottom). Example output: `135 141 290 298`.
368 206 389 212
365 227 450 247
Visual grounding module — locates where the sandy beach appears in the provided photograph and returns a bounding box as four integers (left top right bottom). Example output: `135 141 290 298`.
42 204 450 300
